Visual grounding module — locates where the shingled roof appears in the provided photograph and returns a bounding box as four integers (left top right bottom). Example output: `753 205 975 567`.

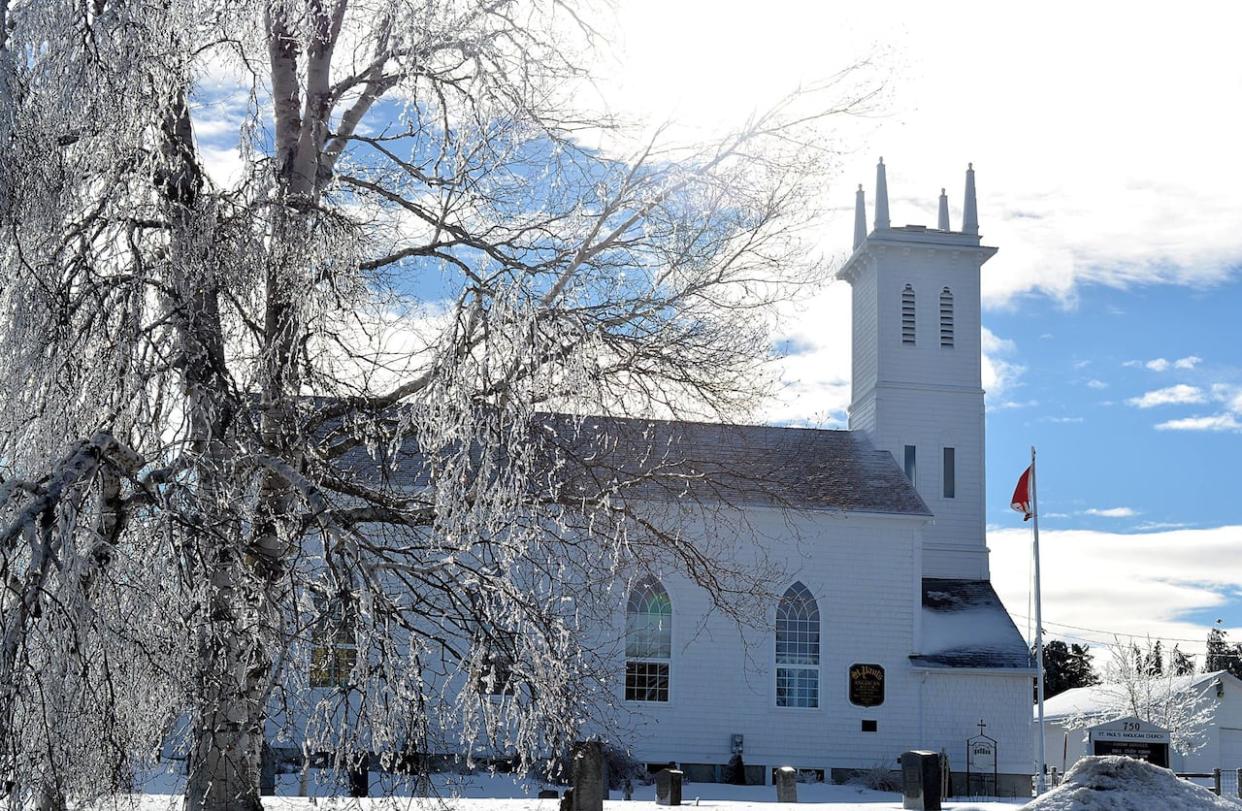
537 414 931 516
327 409 930 517
912 578 1035 671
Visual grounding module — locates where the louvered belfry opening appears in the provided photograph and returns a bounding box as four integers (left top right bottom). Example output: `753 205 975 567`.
901 285 916 345
939 287 954 348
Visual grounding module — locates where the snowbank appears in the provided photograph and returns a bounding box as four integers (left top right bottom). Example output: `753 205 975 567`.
1021 756 1238 810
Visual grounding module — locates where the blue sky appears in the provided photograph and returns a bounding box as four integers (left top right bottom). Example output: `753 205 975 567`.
985 279 1242 533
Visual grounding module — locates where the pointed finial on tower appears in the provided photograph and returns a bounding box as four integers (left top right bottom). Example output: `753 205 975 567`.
962 162 979 236
874 158 890 230
854 184 867 249
938 187 950 231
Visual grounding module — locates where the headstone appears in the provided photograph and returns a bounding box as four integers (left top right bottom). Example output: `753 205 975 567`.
572 741 606 811
538 789 560 799
348 753 369 798
900 751 941 811
655 769 683 806
260 744 276 796
775 766 797 803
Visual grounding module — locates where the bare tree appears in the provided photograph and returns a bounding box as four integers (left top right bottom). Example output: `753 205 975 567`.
0 1 877 808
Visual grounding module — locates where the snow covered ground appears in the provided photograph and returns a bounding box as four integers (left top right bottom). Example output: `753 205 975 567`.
85 771 1026 811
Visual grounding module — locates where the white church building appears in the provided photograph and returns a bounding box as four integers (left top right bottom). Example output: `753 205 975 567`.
600 160 1035 793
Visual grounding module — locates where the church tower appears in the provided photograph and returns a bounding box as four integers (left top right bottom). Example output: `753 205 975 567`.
838 160 997 580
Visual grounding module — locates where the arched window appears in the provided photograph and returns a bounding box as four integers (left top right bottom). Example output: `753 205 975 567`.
625 578 671 702
901 285 916 345
775 582 820 708
939 287 954 348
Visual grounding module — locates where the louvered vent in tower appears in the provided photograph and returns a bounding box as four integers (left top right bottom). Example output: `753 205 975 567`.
940 287 954 348
901 285 916 345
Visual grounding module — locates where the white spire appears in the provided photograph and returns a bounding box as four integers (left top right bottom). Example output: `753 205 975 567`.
938 188 950 231
854 184 867 249
962 163 979 235
874 158 890 230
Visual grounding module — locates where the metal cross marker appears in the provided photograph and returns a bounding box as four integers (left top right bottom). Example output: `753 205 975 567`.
977 719 987 736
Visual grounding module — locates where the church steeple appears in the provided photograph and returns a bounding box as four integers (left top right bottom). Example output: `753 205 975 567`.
962 163 978 235
874 158 890 230
836 158 998 580
854 185 867 249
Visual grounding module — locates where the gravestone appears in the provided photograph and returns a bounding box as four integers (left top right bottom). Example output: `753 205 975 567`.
655 769 683 806
538 789 560 799
259 744 276 796
572 741 606 811
775 766 797 802
899 751 941 811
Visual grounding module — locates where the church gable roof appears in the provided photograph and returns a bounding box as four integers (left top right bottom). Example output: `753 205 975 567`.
912 578 1036 671
540 414 931 516
325 408 930 517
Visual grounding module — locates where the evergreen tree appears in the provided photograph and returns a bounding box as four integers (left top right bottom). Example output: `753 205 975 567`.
1146 640 1164 676
1170 644 1196 676
1204 625 1242 678
1037 640 1100 700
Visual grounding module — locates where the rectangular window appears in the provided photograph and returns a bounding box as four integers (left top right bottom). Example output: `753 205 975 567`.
943 447 956 499
310 643 357 688
625 661 669 702
310 599 356 689
904 445 917 484
776 667 819 708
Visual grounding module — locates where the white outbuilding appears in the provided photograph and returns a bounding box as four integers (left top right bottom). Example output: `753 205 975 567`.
1039 671 1242 778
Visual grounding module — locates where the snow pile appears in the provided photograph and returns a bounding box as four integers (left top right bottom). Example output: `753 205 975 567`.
1021 756 1238 810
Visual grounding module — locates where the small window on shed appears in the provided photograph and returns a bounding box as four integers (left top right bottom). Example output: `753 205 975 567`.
901 285 916 345
939 288 954 348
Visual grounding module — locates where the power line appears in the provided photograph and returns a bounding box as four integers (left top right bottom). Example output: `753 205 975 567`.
1007 613 1217 647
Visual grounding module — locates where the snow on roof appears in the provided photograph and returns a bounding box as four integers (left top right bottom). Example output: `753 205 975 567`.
1023 755 1238 810
1040 671 1230 721
911 579 1035 670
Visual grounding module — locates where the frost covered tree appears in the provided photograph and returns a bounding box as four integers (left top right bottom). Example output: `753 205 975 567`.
0 1 877 809
1062 639 1214 756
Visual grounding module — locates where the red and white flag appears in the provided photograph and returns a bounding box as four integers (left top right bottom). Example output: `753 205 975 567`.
1011 466 1033 521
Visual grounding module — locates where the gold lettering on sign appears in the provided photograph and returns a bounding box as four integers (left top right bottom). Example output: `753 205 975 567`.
848 663 885 708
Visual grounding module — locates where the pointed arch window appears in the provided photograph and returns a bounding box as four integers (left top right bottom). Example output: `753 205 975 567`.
901 285 916 345
775 582 820 708
939 287 954 348
625 578 671 702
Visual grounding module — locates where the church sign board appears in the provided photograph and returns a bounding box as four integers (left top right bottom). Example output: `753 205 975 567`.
848 663 885 707
1087 717 1170 768
965 721 997 797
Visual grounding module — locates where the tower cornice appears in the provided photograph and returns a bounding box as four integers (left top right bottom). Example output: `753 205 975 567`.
837 232 998 284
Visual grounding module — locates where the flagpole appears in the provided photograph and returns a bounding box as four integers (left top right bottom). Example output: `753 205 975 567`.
1032 445 1047 795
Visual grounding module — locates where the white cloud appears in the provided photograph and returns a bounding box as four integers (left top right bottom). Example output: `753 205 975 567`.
610 3 1242 307
1125 356 1202 373
980 326 1024 406
990 525 1242 657
1082 507 1137 518
1156 414 1242 433
1086 379 1108 390
1127 384 1206 409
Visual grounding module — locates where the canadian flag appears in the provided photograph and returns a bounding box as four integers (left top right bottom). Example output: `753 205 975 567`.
1011 466 1033 521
